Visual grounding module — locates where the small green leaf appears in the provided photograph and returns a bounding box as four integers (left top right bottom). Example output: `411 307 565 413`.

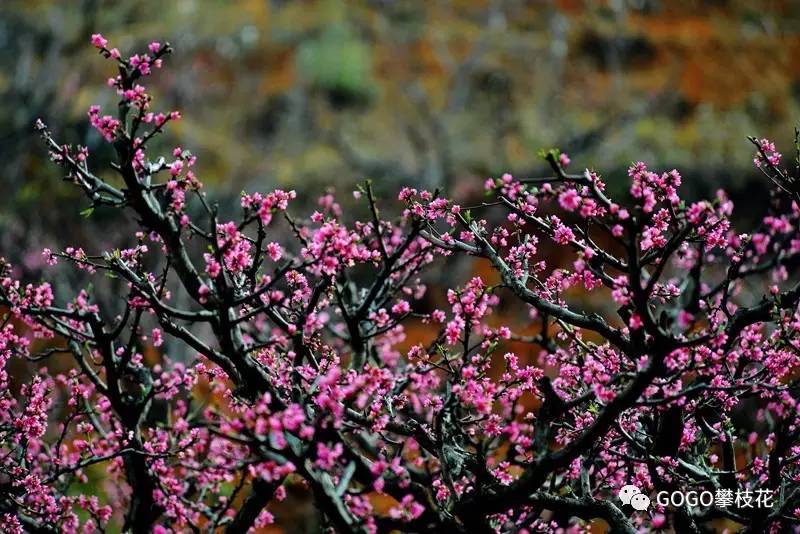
538 148 560 161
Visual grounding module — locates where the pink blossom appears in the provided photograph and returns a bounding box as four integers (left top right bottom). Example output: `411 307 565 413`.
90 33 107 49
266 242 282 262
558 188 581 211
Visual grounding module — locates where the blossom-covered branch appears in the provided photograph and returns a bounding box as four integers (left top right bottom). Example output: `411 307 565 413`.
1 35 799 533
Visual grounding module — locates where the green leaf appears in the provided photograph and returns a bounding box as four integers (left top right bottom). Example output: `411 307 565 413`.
538 148 560 161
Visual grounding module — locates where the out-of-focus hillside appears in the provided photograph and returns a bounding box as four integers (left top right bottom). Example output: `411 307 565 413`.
1 0 798 257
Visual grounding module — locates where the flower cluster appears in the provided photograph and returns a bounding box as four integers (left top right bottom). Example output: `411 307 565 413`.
1 35 799 533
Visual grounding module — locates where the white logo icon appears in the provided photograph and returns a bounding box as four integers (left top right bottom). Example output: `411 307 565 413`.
618 484 651 511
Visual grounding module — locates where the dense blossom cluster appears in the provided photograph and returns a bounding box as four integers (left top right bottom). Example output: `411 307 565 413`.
1 36 800 533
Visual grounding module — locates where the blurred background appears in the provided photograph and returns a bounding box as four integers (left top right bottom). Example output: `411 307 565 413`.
2 0 800 261
2 0 800 259
2 1 799 531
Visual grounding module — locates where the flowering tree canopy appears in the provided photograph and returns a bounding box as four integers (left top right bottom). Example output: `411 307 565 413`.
1 36 800 534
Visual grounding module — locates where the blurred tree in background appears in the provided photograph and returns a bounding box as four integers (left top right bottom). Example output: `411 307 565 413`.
3 0 800 234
